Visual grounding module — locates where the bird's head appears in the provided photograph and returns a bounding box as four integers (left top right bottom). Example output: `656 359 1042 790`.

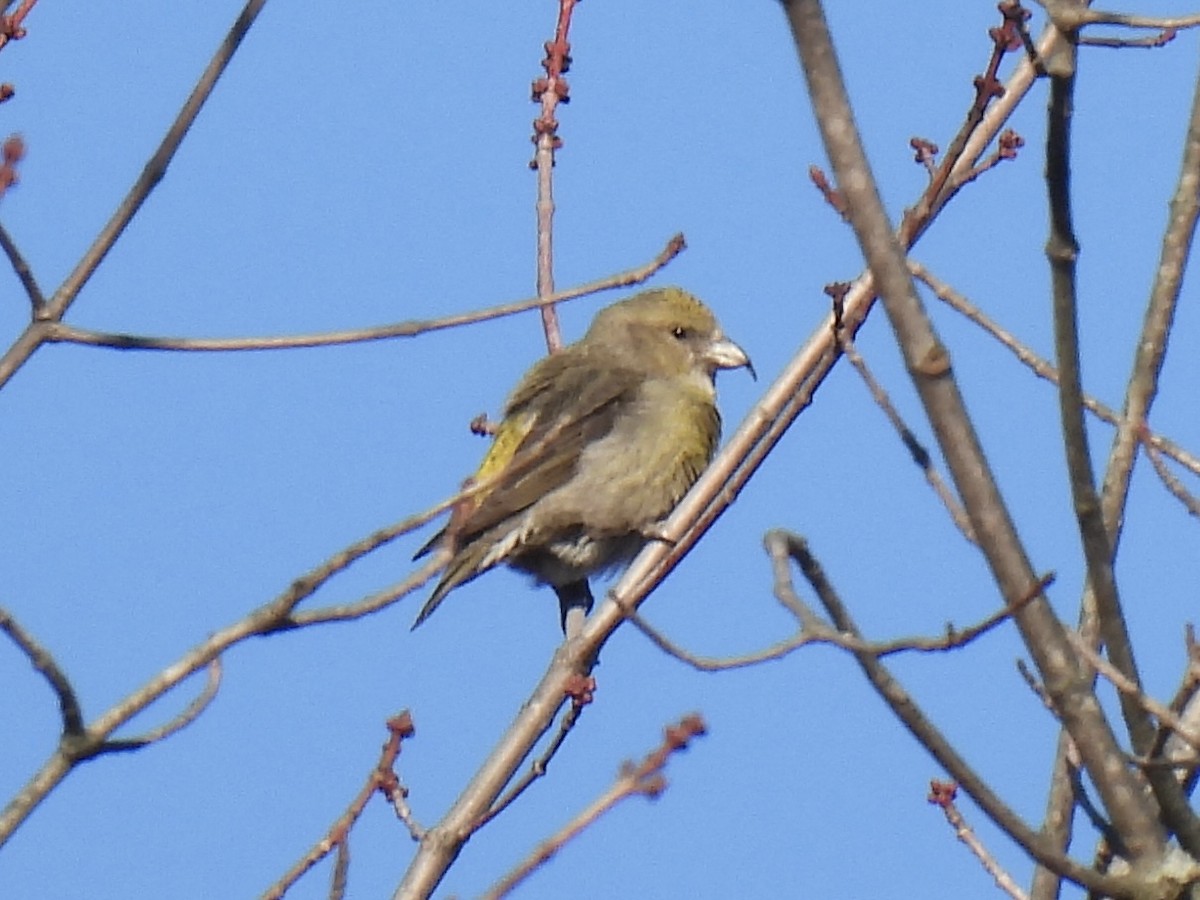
584 287 754 384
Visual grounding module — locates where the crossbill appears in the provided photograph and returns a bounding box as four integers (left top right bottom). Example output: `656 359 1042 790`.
413 286 752 630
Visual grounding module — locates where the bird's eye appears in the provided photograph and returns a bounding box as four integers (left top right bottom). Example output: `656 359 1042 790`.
671 326 690 340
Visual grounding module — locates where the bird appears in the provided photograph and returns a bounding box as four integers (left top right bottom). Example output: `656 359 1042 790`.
412 286 752 631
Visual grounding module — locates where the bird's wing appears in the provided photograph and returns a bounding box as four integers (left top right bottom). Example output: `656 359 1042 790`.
453 353 641 543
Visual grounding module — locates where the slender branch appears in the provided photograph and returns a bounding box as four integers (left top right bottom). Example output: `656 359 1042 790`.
474 701 585 833
1045 26 1200 856
768 529 1137 897
1050 6 1200 31
1080 30 1176 49
0 607 83 735
1098 24 1200 526
1067 632 1200 754
836 326 976 543
38 234 685 354
90 658 223 756
910 260 1200 479
330 842 349 900
626 570 1051 673
0 509 441 845
481 715 705 900
263 712 416 900
1144 439 1200 517
0 218 43 310
904 0 1029 226
0 0 271 391
529 0 580 353
1045 52 1147 749
929 780 1031 900
1029 734 1078 900
49 0 266 320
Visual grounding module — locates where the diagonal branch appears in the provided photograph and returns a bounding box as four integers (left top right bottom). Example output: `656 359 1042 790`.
772 530 1137 897
0 0 271 389
783 0 1166 868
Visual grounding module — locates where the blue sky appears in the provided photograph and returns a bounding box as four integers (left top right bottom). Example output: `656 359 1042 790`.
2 2 1198 898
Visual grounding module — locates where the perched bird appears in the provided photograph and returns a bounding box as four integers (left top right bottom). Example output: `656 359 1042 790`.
413 286 752 630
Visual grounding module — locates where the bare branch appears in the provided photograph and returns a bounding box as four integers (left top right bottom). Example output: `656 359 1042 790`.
528 0 581 353
928 780 1030 900
0 0 35 53
1080 30 1177 49
1143 438 1200 518
783 0 1167 864
769 528 1137 896
482 715 705 900
0 0 272 390
0 606 83 735
264 712 416 900
0 218 42 310
41 234 686 354
91 658 223 757
910 260 1200 479
474 700 586 834
48 0 267 321
1076 9 1200 31
835 323 976 543
1067 631 1200 755
624 558 1051 672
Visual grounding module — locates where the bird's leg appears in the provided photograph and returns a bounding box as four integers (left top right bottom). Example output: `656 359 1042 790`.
556 579 594 638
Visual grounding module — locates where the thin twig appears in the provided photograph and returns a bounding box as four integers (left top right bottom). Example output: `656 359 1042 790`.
1143 439 1200 517
49 0 266 320
481 715 705 900
766 528 1135 896
529 0 580 353
39 235 685 354
263 712 416 900
474 701 585 833
1067 631 1200 754
626 570 1052 672
929 780 1031 900
0 0 272 390
1 509 440 844
836 327 976 542
1043 6 1200 32
0 218 43 310
909 260 1200 478
91 659 223 756
1080 30 1176 49
0 0 35 53
0 607 83 735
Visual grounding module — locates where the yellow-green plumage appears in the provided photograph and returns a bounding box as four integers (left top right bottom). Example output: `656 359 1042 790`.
413 286 751 629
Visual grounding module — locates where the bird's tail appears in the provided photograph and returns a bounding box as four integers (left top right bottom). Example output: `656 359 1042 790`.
410 543 493 629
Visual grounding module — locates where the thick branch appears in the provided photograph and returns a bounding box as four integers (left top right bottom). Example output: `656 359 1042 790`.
781 0 1165 867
